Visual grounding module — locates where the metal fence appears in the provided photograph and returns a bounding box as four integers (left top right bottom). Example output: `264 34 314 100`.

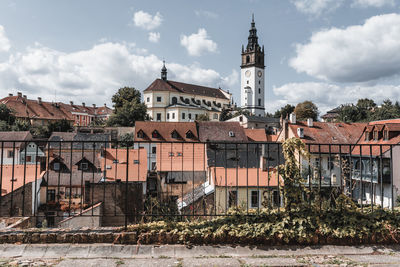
0 140 396 228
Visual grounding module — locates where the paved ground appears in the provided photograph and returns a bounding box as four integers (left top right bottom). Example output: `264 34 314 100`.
1 244 400 266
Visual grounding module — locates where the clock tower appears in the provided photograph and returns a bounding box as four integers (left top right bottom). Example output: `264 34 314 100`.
241 15 265 116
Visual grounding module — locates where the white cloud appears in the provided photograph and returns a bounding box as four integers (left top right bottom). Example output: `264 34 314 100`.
352 0 395 8
0 26 11 52
272 82 400 114
291 0 344 16
0 42 235 105
195 10 219 19
180 28 218 56
290 14 400 83
133 10 162 30
148 32 160 43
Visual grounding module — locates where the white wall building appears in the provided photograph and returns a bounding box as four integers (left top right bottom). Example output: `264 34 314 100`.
143 62 232 122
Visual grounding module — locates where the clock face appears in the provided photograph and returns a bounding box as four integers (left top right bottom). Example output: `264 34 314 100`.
257 71 262 77
245 70 251 77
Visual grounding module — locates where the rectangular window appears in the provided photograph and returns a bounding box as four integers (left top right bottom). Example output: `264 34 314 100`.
195 114 198 119
156 113 161 121
156 96 162 102
172 113 175 119
47 189 56 202
167 113 170 120
365 132 369 141
373 131 378 141
147 97 150 102
182 113 185 120
133 160 139 164
328 157 334 170
188 113 192 120
7 150 13 158
213 114 218 120
251 191 259 208
228 190 237 207
53 162 60 171
80 163 88 170
152 146 156 154
151 162 156 170
384 130 389 141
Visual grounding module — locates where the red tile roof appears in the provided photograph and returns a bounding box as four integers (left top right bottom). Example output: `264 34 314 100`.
211 167 280 187
0 131 32 148
289 121 366 153
144 79 229 100
134 121 199 142
197 121 248 142
244 129 277 142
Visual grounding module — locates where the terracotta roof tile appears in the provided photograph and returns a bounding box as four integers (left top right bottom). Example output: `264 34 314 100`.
211 167 280 187
244 129 277 142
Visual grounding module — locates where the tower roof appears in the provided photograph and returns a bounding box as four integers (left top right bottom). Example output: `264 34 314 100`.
247 14 259 51
161 60 167 80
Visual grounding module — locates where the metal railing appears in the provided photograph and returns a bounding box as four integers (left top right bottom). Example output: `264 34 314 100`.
0 140 396 228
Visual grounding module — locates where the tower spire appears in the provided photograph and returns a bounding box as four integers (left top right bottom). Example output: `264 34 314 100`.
247 14 258 51
161 60 167 81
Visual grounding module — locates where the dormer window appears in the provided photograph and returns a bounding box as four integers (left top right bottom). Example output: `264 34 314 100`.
152 130 160 138
229 131 235 137
171 130 180 139
364 132 369 141
373 130 378 141
384 130 389 141
137 130 145 139
186 130 194 139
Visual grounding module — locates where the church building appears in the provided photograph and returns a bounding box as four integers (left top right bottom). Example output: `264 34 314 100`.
143 62 232 122
241 15 266 117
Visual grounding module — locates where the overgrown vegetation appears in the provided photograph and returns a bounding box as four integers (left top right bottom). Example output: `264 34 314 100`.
123 138 400 245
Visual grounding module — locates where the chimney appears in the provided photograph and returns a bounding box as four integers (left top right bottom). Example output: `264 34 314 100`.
297 128 304 139
92 104 96 108
307 118 313 127
37 97 42 104
8 93 13 97
82 102 85 107
289 113 296 124
70 101 74 105
17 92 22 97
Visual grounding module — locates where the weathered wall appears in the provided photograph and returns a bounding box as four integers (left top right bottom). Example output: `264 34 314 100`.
58 203 101 228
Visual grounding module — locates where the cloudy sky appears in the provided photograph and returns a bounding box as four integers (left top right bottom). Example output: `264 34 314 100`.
0 0 399 114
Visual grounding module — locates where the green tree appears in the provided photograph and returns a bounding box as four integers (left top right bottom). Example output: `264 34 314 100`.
338 104 363 123
118 133 134 147
294 101 319 121
0 104 16 125
370 99 400 121
219 108 233 121
47 119 73 134
11 119 31 131
196 114 210 121
107 87 147 127
356 98 376 111
274 104 295 119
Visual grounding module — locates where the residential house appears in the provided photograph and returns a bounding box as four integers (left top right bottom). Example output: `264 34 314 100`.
143 63 232 122
321 107 341 122
277 115 366 188
0 131 45 165
0 92 112 126
351 119 400 208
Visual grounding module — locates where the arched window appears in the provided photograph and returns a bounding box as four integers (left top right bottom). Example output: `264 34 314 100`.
172 97 177 104
258 98 261 106
246 55 250 63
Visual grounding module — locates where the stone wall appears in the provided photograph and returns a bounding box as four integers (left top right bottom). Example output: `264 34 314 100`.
58 202 102 228
0 182 33 217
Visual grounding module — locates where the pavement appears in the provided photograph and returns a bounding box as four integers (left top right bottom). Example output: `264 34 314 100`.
1 244 400 266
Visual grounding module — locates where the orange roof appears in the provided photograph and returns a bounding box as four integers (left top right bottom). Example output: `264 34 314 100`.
211 167 280 187
135 121 198 142
101 148 147 182
369 118 400 125
245 129 277 142
0 94 112 122
156 143 206 172
1 165 43 195
288 121 366 153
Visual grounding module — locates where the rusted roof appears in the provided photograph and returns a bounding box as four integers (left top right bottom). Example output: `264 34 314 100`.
197 121 248 142
144 79 229 100
289 121 366 153
134 121 199 142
